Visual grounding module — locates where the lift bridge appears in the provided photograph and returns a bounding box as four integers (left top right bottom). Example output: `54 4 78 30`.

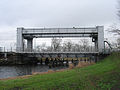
16 26 105 58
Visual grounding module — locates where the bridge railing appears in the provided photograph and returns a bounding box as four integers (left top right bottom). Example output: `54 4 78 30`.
18 49 99 53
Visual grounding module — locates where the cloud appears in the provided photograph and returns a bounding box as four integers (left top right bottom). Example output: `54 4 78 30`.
0 0 118 49
0 0 117 26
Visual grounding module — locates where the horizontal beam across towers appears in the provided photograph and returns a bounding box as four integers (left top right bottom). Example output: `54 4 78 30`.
23 34 97 38
22 28 98 33
20 27 98 38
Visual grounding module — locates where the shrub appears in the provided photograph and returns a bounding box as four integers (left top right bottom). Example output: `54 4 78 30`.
69 63 74 69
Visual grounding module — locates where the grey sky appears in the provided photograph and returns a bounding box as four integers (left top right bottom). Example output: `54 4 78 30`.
0 0 119 50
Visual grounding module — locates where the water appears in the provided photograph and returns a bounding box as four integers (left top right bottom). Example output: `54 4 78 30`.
0 65 68 79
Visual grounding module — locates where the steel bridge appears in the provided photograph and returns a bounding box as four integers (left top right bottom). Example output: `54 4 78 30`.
16 26 104 54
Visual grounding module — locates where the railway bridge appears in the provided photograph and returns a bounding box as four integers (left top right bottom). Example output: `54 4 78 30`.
0 26 112 66
0 26 112 65
15 26 109 63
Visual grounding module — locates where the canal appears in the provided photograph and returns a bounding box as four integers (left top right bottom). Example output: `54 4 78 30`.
0 65 68 79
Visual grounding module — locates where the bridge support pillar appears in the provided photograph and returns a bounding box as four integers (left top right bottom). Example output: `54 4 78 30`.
27 38 33 52
95 39 98 52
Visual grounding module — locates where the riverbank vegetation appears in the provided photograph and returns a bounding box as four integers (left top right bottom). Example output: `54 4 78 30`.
0 52 120 90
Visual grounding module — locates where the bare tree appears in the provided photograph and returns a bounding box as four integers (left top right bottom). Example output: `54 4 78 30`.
73 43 81 52
107 23 120 35
117 38 120 49
36 43 46 52
51 38 62 52
46 46 52 52
36 45 41 52
107 1 120 35
110 38 120 51
63 40 73 52
111 42 118 49
72 40 84 52
62 39 90 52
80 39 89 52
118 0 120 21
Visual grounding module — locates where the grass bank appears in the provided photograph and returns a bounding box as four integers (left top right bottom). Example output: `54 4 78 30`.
0 53 120 90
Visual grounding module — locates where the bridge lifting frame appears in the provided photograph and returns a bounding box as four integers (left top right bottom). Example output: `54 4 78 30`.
16 26 104 53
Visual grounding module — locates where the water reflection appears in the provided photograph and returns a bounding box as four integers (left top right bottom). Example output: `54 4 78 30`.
0 65 67 79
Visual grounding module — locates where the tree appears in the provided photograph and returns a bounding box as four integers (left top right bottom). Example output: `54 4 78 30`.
51 38 62 52
117 38 120 49
80 39 89 52
35 45 40 52
111 38 120 50
73 43 82 52
46 46 52 52
108 1 120 35
107 1 120 35
63 40 73 52
36 43 46 52
107 23 120 35
116 0 120 35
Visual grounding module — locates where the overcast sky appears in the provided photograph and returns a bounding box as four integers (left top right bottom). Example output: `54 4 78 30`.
0 0 119 50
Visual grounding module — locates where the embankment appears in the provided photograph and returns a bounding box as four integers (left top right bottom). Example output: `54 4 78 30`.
0 52 120 90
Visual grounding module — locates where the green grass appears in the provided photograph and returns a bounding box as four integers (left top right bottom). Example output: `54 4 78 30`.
0 53 120 90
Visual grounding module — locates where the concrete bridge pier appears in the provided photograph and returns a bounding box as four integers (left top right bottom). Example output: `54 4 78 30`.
95 39 98 52
27 38 33 52
92 37 98 52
